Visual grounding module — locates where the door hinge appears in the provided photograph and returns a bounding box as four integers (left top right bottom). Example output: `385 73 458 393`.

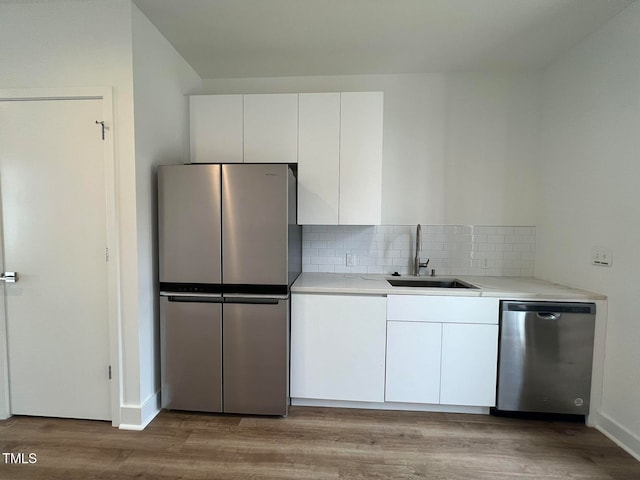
105 247 109 262
108 365 112 380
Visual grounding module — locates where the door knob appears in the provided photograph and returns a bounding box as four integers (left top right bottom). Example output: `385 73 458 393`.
0 272 18 283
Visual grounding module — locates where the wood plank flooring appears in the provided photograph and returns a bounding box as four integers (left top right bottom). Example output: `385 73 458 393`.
1 407 639 479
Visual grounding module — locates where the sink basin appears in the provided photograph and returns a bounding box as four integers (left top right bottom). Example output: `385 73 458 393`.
386 278 478 289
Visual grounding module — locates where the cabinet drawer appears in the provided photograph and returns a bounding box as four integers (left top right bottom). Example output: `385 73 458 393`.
387 295 498 324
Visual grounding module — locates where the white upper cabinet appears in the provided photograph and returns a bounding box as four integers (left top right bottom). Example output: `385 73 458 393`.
339 92 383 225
298 91 383 225
189 93 298 164
243 94 298 164
298 93 340 224
190 95 243 164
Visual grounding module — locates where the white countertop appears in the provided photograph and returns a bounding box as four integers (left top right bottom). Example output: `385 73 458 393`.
291 273 606 301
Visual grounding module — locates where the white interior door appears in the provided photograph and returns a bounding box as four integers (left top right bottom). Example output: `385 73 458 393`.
0 98 111 420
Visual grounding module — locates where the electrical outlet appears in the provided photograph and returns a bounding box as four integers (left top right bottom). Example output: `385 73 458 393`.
346 254 356 267
482 257 490 269
591 246 613 267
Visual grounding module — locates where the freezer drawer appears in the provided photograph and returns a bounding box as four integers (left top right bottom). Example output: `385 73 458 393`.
497 301 596 415
223 299 289 416
160 296 223 412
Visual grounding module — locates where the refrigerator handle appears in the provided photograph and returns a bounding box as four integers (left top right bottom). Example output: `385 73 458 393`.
224 297 281 305
167 296 224 303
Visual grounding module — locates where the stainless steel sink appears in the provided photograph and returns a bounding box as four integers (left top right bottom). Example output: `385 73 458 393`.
386 278 478 289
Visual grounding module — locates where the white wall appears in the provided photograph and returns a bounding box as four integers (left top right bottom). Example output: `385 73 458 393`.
444 73 540 225
0 0 138 425
130 4 200 427
537 2 640 458
194 72 538 226
0 0 200 429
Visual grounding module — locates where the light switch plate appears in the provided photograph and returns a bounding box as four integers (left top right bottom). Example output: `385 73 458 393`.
591 246 613 267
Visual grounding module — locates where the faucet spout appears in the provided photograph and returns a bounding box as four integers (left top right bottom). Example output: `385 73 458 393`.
414 224 429 276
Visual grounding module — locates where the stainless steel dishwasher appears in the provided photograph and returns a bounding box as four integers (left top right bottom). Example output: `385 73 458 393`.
496 301 596 416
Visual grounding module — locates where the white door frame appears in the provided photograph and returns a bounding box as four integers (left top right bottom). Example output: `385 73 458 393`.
0 87 121 426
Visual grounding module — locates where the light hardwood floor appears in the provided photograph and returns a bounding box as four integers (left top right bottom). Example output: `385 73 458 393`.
1 407 639 479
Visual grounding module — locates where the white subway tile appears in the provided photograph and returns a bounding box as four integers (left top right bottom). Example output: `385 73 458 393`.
487 234 505 244
393 257 410 266
301 225 535 278
393 225 412 234
317 264 335 273
317 233 336 242
474 226 497 235
471 234 487 243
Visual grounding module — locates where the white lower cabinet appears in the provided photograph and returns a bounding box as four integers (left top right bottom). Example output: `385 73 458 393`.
290 292 499 409
385 295 499 407
385 321 441 404
291 294 387 402
440 323 499 406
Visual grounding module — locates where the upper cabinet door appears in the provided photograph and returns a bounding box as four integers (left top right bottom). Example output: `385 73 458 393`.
190 95 243 164
298 93 340 225
244 94 298 164
339 92 383 225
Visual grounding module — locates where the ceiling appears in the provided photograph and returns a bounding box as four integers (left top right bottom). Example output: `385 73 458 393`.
132 1 635 78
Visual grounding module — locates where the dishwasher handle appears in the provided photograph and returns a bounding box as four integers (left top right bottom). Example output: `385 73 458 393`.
537 312 561 320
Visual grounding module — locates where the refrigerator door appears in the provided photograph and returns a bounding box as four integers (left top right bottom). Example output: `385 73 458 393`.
221 164 288 289
158 164 222 288
223 299 289 415
160 296 223 412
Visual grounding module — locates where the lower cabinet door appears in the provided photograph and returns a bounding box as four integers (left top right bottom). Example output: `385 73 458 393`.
385 321 442 404
440 323 499 406
291 294 386 402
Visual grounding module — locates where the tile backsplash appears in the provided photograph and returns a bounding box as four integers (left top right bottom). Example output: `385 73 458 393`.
302 225 535 277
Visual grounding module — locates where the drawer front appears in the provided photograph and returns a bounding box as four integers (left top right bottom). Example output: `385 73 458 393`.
387 295 498 324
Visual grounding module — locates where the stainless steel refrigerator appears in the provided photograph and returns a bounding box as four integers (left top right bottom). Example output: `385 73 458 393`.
158 163 301 416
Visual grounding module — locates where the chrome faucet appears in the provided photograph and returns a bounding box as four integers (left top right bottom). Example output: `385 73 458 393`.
414 224 429 276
